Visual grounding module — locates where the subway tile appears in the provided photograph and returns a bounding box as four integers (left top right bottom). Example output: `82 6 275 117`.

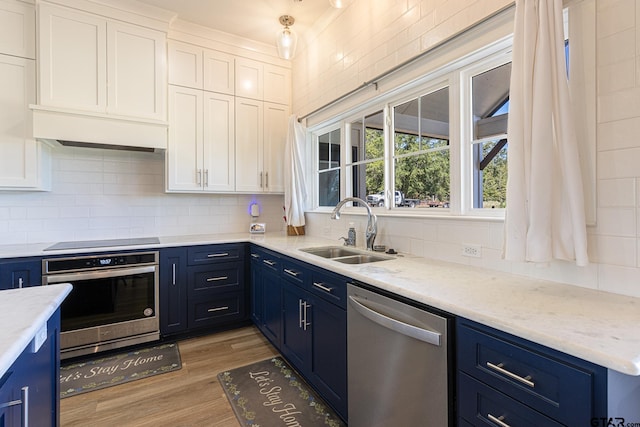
595 207 636 237
597 0 635 39
597 116 640 151
598 59 635 95
598 148 640 180
597 178 636 207
597 27 635 67
598 264 640 297
590 235 636 267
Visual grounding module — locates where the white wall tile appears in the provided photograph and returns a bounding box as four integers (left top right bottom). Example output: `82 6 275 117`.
598 178 636 207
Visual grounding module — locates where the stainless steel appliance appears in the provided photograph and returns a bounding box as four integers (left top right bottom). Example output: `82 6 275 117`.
42 251 160 359
347 283 452 426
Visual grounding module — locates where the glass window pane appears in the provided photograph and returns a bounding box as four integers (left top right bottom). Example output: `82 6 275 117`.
364 111 384 161
319 142 329 170
319 170 340 207
472 62 511 140
395 151 450 208
472 139 507 209
471 62 510 209
352 160 384 205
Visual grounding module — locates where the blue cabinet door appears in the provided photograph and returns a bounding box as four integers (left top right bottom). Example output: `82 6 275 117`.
281 283 310 373
159 247 188 336
261 267 282 347
249 252 264 326
0 258 42 290
1 309 61 427
308 293 347 420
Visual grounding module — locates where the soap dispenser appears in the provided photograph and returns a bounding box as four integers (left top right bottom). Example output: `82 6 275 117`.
348 222 356 246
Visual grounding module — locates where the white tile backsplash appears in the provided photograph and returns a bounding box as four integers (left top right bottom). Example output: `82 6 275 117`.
0 145 285 245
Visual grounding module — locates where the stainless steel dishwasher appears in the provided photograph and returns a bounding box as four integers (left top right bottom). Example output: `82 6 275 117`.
347 283 452 426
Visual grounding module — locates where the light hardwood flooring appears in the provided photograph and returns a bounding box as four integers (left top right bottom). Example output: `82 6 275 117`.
60 326 279 427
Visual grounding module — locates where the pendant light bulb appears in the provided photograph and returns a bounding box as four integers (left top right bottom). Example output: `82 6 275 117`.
276 15 298 60
329 0 351 8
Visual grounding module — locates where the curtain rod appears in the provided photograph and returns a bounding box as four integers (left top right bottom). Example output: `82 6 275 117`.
298 3 515 123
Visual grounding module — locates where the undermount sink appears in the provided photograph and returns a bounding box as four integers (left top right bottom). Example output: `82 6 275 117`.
299 246 392 264
332 254 391 264
299 246 361 258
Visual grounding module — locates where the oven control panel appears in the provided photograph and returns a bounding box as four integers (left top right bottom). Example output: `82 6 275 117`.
43 251 158 274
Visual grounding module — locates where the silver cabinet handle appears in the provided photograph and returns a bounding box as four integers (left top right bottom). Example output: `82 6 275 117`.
265 172 269 189
486 362 535 388
208 306 229 312
284 268 299 277
196 169 202 185
313 282 333 293
207 276 228 282
18 277 24 288
207 252 229 258
22 386 28 427
172 263 176 285
349 295 441 346
487 414 510 427
260 172 263 188
263 260 276 266
204 169 209 187
0 386 28 427
251 253 260 259
298 299 303 328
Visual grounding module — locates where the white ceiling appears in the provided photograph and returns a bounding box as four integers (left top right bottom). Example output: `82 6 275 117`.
135 0 336 47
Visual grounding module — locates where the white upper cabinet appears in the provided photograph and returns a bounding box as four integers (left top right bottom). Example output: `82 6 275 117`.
0 0 35 59
263 102 289 193
168 41 203 89
107 21 166 120
203 50 234 95
38 3 106 113
166 85 235 193
235 98 288 194
235 57 290 105
235 58 263 101
264 64 291 106
168 40 234 95
0 53 50 190
38 2 166 121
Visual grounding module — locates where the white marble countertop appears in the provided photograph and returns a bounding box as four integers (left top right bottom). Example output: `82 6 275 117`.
0 284 72 378
2 232 640 376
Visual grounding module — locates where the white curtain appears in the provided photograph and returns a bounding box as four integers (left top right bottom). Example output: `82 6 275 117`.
284 115 308 228
504 0 589 266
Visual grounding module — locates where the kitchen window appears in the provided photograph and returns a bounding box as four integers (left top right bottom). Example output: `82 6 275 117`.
310 1 594 219
317 128 341 207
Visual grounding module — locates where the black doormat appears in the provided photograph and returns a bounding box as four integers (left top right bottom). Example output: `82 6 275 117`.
218 357 346 427
60 342 181 398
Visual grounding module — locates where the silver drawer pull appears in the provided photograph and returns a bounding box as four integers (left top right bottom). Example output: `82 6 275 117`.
313 282 333 293
208 306 229 312
263 260 276 266
251 253 260 259
488 414 510 427
0 386 28 427
284 268 300 277
207 253 229 258
207 276 228 282
486 362 535 388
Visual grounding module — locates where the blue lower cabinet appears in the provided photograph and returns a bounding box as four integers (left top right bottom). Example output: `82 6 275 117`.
0 309 61 427
249 245 348 421
0 257 42 290
457 318 607 426
160 243 248 337
159 247 188 336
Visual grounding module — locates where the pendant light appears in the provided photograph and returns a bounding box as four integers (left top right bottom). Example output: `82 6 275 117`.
329 0 352 8
276 15 298 60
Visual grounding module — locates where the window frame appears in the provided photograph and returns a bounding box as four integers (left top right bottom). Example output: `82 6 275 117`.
310 39 514 218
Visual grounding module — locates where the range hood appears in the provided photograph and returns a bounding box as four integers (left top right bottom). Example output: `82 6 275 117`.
31 105 168 152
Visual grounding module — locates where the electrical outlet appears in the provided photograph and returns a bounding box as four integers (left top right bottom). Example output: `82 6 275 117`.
462 244 482 258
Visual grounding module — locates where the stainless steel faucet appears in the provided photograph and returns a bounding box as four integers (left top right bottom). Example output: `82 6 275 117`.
330 197 377 250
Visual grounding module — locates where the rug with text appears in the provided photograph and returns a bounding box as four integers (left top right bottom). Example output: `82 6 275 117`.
218 357 345 427
60 342 181 398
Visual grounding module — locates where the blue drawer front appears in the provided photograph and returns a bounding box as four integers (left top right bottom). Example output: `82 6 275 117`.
459 372 563 427
458 321 598 426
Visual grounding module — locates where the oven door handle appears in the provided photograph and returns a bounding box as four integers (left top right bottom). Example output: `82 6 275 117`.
44 266 156 284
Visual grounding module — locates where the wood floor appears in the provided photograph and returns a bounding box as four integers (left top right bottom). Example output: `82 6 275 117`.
60 326 279 427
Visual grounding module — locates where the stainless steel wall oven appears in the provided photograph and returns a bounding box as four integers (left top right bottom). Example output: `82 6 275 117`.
42 251 159 359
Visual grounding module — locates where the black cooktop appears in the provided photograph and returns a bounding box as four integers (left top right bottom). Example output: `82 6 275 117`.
44 237 160 251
